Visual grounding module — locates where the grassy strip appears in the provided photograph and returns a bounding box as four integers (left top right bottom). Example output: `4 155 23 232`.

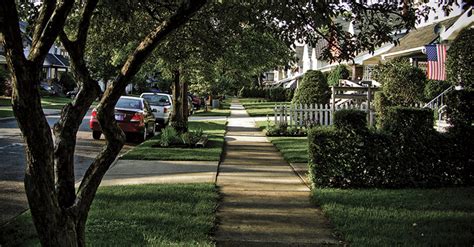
0 108 14 118
312 187 474 246
193 109 230 117
0 183 218 246
238 98 269 104
255 121 308 163
240 98 288 117
121 121 227 161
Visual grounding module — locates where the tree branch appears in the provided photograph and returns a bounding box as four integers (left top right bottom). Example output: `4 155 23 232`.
74 0 208 213
29 0 75 65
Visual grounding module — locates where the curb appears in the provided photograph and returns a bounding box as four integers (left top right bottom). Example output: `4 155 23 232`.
0 109 62 122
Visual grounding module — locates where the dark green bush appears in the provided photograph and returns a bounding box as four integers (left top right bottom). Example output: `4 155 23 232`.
285 88 295 101
373 58 426 105
308 123 472 188
379 107 434 137
446 89 474 129
292 70 330 105
334 109 367 133
59 72 76 93
374 91 391 129
266 87 286 101
446 27 474 89
327 64 350 86
424 79 451 101
238 86 266 98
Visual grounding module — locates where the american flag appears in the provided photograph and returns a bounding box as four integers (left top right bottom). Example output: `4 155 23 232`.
425 44 447 80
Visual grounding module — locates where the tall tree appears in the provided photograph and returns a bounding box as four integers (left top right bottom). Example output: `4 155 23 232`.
0 0 206 245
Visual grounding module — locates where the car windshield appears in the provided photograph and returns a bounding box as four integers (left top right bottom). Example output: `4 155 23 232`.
116 98 142 110
142 94 171 106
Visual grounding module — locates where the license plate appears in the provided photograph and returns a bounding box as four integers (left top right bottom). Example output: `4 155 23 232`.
115 114 124 121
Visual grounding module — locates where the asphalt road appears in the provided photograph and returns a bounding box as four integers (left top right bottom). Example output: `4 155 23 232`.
0 110 135 225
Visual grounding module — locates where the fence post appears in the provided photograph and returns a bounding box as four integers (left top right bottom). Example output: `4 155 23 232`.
274 104 277 124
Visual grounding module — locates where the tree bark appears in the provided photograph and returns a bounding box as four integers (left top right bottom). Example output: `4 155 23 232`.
170 70 189 133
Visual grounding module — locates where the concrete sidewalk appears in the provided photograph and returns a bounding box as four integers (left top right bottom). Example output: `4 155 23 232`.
101 160 219 186
215 100 341 246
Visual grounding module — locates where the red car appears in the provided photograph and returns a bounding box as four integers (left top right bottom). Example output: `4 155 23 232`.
90 96 156 142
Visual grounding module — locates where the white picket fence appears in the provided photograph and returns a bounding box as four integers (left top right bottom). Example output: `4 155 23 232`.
273 103 425 127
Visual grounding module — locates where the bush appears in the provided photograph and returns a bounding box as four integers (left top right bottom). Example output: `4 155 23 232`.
373 91 391 129
373 58 426 105
308 122 472 188
424 79 451 101
238 86 266 98
59 72 76 93
292 70 330 105
327 64 350 86
160 126 179 147
334 109 367 133
446 27 474 89
266 87 286 101
285 88 295 101
379 107 434 137
446 89 474 129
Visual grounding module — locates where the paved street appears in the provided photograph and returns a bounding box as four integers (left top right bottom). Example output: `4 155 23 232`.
0 110 135 225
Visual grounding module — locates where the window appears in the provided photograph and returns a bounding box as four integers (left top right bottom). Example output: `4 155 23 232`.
363 65 376 80
264 72 274 81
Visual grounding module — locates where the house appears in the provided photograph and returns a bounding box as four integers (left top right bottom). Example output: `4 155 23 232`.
0 22 70 81
266 0 471 87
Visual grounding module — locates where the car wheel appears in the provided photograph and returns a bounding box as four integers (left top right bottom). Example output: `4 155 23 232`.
92 131 101 140
149 124 156 137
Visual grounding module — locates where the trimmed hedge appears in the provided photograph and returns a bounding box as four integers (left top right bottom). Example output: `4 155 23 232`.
327 64 350 86
239 86 293 102
309 106 473 189
379 107 434 135
446 89 474 129
446 27 474 89
333 109 367 133
292 70 330 105
424 79 451 101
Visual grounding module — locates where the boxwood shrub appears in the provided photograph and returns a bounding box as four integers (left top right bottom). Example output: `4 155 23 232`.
308 106 473 189
333 109 367 133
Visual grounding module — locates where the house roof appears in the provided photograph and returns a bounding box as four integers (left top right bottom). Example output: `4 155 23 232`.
385 16 459 55
45 54 68 68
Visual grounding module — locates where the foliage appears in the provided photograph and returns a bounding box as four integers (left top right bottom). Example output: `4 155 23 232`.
308 107 472 188
285 88 295 101
373 58 426 105
58 72 76 93
266 87 287 101
0 66 9 96
446 89 474 130
292 70 330 105
379 107 434 135
446 27 474 89
180 128 204 146
327 64 350 86
424 79 451 101
333 109 367 133
159 126 179 147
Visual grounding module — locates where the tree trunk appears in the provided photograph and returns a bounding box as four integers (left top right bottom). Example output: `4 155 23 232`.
170 70 189 133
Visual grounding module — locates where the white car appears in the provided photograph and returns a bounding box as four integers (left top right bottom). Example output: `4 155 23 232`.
140 93 173 128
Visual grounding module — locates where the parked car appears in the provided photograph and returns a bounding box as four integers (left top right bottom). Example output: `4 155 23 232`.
189 93 201 110
89 96 156 142
140 92 173 128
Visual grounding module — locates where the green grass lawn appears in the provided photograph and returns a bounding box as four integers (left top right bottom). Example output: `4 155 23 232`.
313 187 474 246
0 183 218 246
121 121 227 161
240 99 289 117
255 120 309 163
0 108 14 118
0 97 11 106
193 109 230 117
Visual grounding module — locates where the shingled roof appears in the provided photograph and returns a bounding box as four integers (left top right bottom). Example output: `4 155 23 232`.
385 16 459 54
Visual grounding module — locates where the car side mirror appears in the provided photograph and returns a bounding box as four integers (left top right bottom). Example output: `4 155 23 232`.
152 108 157 112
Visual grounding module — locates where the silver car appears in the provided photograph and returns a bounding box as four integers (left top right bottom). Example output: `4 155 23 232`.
140 93 173 127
